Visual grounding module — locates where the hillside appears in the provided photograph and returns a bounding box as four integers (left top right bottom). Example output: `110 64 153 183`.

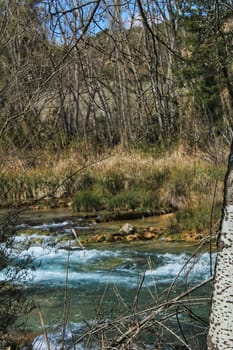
0 1 233 154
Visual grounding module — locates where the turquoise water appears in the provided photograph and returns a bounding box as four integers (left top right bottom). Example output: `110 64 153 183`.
0 212 214 349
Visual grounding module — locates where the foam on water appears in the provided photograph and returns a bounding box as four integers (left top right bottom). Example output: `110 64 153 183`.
145 252 216 283
26 268 140 288
1 228 216 289
18 246 122 261
32 322 99 350
2 242 215 289
14 234 52 242
27 218 96 231
31 220 72 230
9 246 140 287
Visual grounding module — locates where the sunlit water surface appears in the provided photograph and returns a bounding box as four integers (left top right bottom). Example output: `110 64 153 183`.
0 210 215 349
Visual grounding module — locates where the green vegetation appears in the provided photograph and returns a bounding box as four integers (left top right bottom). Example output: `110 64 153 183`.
0 148 225 236
0 1 232 346
0 1 231 233
70 151 225 236
72 190 103 212
172 200 222 234
0 172 62 207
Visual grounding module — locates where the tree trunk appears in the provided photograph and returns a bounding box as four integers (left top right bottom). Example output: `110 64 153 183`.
208 139 233 349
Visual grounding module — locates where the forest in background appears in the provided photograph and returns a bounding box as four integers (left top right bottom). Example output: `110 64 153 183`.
1 1 233 349
0 0 233 215
1 0 233 154
0 0 233 219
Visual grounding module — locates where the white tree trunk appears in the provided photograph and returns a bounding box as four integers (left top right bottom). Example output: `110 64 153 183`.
208 141 233 349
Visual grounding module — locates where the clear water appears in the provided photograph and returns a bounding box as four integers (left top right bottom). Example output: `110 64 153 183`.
0 212 214 349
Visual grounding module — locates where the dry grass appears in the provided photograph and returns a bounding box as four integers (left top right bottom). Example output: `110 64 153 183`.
1 144 227 177
0 145 227 211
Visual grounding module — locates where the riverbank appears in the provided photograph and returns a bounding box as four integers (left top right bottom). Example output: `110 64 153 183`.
10 207 216 247
0 146 226 238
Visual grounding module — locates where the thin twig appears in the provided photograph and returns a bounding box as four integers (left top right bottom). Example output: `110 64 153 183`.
151 318 192 350
112 276 213 347
68 276 213 349
176 305 189 345
166 238 213 301
37 303 51 350
132 273 145 314
71 228 85 249
61 243 71 349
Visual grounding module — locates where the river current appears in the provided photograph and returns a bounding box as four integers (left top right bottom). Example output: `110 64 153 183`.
0 211 215 349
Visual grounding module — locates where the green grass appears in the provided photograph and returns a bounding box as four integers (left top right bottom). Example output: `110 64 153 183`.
72 190 103 212
107 191 142 211
0 149 226 238
0 173 62 206
100 170 125 195
173 199 222 233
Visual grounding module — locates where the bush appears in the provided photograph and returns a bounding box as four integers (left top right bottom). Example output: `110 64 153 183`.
176 208 195 231
108 191 141 211
141 192 161 211
107 190 161 211
108 191 140 210
72 190 103 212
175 200 222 232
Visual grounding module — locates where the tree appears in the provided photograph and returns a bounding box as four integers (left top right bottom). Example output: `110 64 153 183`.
137 0 180 147
207 3 233 348
207 139 233 349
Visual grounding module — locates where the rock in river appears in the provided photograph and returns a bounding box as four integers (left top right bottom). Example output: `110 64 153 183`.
119 223 136 235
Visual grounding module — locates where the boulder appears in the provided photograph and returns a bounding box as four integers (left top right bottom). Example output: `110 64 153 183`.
141 232 156 240
126 234 138 241
119 223 136 235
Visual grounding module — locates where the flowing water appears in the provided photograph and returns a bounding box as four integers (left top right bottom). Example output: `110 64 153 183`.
0 209 215 349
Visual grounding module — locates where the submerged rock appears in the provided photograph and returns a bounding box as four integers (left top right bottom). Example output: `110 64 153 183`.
92 234 106 243
106 234 122 242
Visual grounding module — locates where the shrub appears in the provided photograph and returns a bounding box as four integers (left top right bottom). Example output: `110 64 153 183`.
176 208 195 231
72 190 103 212
107 190 161 211
108 191 141 211
168 167 194 196
175 200 222 232
140 191 161 211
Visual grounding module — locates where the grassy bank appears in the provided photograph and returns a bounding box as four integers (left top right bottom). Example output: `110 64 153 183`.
0 146 227 237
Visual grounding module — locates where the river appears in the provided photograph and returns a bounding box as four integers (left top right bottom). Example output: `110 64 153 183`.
0 209 215 349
